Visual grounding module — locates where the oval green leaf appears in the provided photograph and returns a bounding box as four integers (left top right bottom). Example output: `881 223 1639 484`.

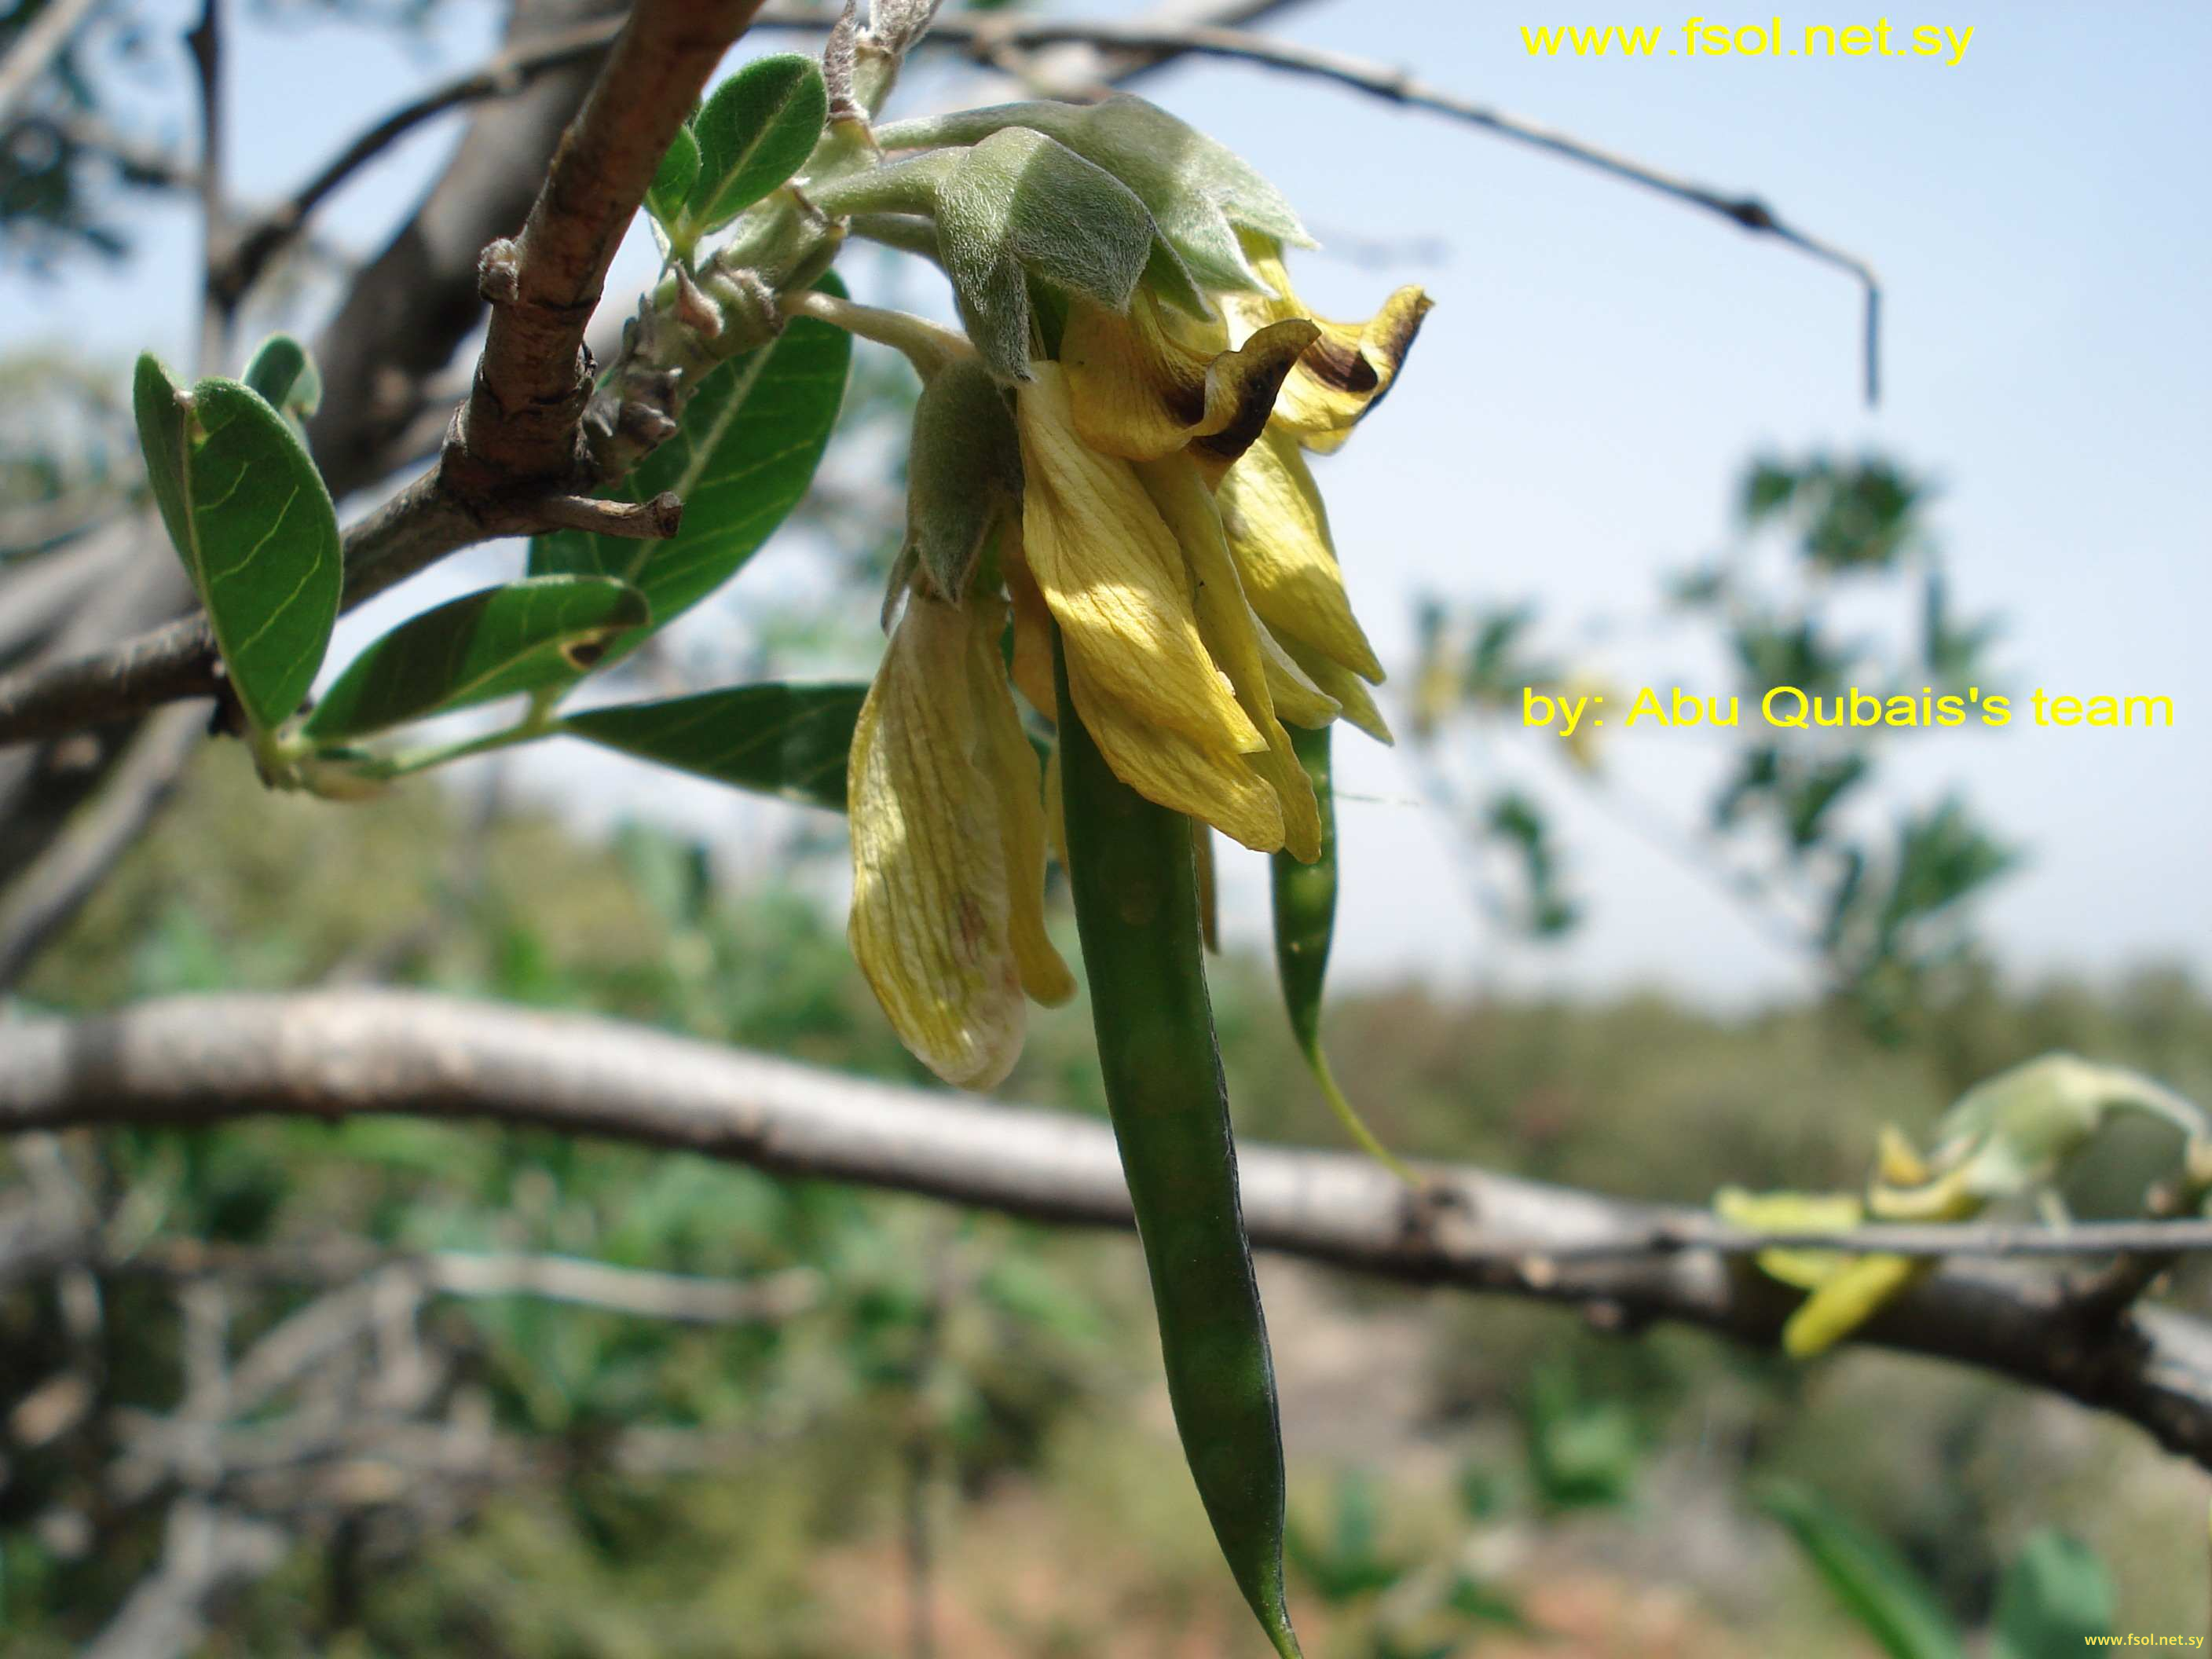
559 683 867 811
646 123 701 231
303 577 650 743
134 353 342 734
528 274 851 665
685 53 828 235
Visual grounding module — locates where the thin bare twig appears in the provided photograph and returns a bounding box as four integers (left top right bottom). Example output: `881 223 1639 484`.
0 703 204 988
185 0 228 369
0 0 105 126
115 1238 824 1327
862 8 1881 399
219 3 1876 389
5 990 2212 1468
214 18 628 306
79 1500 286 1659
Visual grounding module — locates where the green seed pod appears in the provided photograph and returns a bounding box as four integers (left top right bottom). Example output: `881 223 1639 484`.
1055 633 1303 1659
1271 723 1415 1184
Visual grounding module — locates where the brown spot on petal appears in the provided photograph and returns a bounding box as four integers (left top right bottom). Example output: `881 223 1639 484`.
956 890 989 965
1303 335 1379 395
1194 350 1302 468
1162 369 1209 429
1359 293 1435 420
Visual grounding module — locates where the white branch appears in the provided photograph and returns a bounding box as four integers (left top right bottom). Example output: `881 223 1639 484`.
5 990 2212 1466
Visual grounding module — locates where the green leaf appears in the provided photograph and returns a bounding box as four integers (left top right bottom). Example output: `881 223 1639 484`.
1992 1531 2114 1659
1761 1482 1965 1659
527 274 851 663
685 53 827 234
302 577 649 744
240 333 320 423
876 95 1308 302
1524 1364 1640 1513
646 123 701 229
558 683 867 811
134 353 342 734
817 130 1164 379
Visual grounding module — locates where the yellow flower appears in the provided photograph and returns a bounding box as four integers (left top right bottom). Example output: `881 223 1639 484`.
1221 229 1433 455
1215 423 1390 745
1713 1185 1926 1358
847 203 1430 1089
848 589 1074 1089
1021 239 1430 847
1013 364 1318 858
1060 289 1319 465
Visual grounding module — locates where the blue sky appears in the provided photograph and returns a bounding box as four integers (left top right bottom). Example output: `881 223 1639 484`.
7 1 2206 1003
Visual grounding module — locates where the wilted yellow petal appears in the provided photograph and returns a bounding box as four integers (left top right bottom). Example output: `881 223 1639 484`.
848 596 1027 1090
1043 743 1069 877
1876 1125 1933 1188
1866 1162 1983 1222
1258 619 1339 729
1782 1255 1929 1359
1137 451 1320 862
1064 644 1285 852
1002 529 1058 718
1223 230 1432 452
1216 424 1385 684
964 596 1075 1009
1015 364 1262 757
1282 633 1394 745
1713 1185 1866 1291
1063 293 1319 467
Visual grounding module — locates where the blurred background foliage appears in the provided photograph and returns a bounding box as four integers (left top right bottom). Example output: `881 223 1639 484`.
1409 449 2020 1042
5 742 2207 1654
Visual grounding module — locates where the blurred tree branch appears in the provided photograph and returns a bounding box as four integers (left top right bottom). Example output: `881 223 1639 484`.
0 0 105 126
5 990 2210 1469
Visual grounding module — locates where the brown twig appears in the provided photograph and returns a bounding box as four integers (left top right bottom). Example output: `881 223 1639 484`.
447 1 774 497
6 990 2212 1468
